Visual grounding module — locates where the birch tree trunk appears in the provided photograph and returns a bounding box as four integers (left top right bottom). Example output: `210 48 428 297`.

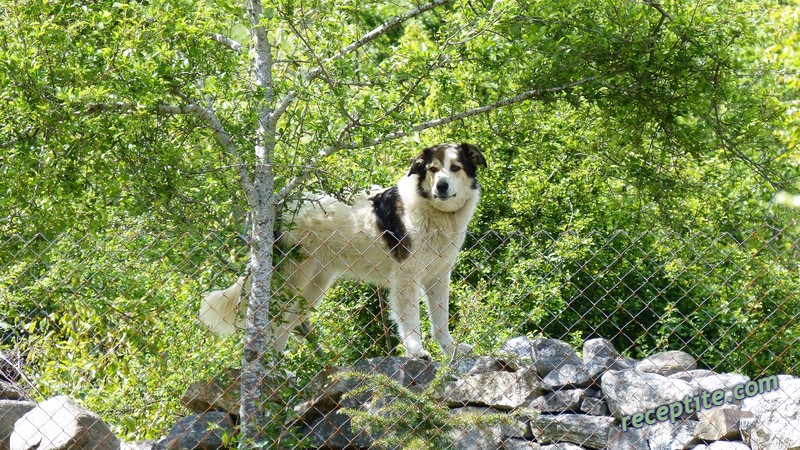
241 0 277 445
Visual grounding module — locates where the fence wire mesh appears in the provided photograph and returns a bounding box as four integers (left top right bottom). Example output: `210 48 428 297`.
1 224 799 449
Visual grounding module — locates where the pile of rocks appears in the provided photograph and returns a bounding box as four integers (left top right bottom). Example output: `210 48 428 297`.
2 337 800 450
1 353 122 450
0 379 225 450
285 337 800 450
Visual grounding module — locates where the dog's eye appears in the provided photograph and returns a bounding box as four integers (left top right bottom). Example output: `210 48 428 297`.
451 165 462 173
428 166 440 173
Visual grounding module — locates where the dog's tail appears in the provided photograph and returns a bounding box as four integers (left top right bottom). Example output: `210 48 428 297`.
198 275 249 336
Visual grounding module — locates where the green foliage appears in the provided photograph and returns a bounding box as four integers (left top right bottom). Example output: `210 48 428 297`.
1 0 799 442
451 226 800 376
309 283 400 360
0 228 246 439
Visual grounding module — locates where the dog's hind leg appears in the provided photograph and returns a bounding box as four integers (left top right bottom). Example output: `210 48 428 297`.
272 257 333 351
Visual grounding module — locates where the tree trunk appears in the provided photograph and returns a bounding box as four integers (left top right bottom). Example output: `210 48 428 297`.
240 174 276 446
240 0 278 446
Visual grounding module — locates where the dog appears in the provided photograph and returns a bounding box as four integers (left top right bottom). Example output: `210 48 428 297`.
199 143 487 359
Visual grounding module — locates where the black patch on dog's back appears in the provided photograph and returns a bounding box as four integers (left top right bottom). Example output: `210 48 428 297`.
371 187 412 262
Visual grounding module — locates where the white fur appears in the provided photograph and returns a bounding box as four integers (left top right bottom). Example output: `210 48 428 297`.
199 144 483 358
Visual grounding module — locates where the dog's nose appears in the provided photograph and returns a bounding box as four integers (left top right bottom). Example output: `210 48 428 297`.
436 179 449 194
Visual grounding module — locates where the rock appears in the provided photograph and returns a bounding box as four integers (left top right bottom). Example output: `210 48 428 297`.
635 351 696 376
606 426 649 450
181 368 240 416
695 405 753 440
530 414 615 449
120 442 155 450
1 401 35 450
292 394 340 426
582 339 635 382
739 415 756 446
583 338 636 379
668 369 715 382
0 384 27 402
691 442 751 450
580 397 609 416
292 357 441 434
533 339 582 377
617 357 638 369
530 390 583 413
158 412 234 450
302 411 380 449
444 369 542 410
451 357 518 376
10 396 119 450
275 343 800 450
584 388 602 399
646 420 699 450
585 356 635 380
503 439 542 450
448 426 500 450
499 336 538 367
0 352 22 384
324 357 438 408
541 363 593 390
498 337 582 377
450 357 483 376
583 338 620 362
740 375 800 450
669 370 750 400
333 357 438 393
601 369 696 419
396 357 440 388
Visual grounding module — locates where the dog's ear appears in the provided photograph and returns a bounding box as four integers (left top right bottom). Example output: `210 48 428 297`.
460 143 487 168
408 147 432 176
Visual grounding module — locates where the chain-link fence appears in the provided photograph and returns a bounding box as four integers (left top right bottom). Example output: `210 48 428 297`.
2 224 799 449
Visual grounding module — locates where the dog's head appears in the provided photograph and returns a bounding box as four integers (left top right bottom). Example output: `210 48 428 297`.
407 143 487 212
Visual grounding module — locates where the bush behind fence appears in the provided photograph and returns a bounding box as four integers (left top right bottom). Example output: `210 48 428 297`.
1 224 799 441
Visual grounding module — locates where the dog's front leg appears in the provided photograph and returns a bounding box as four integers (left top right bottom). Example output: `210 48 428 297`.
425 274 473 358
388 279 429 359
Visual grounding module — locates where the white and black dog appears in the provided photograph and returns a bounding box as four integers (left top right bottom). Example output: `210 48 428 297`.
199 143 487 359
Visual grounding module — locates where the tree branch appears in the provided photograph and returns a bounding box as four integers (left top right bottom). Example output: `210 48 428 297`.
355 76 600 148
712 99 786 191
270 93 295 127
280 13 361 129
1 125 37 148
319 0 452 71
276 75 600 200
210 33 244 54
642 0 674 22
85 101 256 204
269 0 453 129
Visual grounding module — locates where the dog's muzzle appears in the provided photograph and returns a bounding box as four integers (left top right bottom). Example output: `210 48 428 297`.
436 179 450 197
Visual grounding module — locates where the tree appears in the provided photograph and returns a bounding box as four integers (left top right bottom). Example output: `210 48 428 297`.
2 0 796 443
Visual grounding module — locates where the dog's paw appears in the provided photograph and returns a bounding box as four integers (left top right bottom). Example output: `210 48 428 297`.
406 346 432 360
453 343 473 357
